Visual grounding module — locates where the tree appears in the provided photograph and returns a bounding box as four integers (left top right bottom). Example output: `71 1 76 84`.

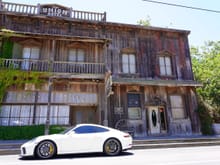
191 41 220 122
137 16 151 26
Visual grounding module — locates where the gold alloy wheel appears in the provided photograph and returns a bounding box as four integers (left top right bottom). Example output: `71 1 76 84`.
104 138 121 156
36 141 56 159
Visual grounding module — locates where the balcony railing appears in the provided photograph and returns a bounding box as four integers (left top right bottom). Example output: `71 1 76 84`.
0 59 105 75
0 1 106 22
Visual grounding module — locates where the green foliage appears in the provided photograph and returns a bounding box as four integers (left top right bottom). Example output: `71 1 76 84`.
191 41 220 122
1 39 13 58
196 99 213 135
137 16 151 26
0 68 46 103
0 125 66 140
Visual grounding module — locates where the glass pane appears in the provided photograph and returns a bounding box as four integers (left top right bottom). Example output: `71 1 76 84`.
0 106 10 126
69 50 77 61
77 49 85 62
58 106 69 125
159 57 164 66
172 108 185 119
10 106 21 125
31 48 40 59
122 54 129 73
160 66 166 75
129 54 136 73
129 54 135 64
170 95 183 107
170 95 185 119
166 66 172 75
36 106 47 124
130 64 136 73
23 47 31 59
165 57 171 66
128 107 141 119
20 105 33 125
50 106 58 125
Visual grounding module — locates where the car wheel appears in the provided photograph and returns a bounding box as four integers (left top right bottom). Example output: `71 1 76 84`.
103 138 122 156
35 140 56 159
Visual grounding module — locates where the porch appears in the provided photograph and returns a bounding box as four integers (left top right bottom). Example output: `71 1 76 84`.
0 58 105 76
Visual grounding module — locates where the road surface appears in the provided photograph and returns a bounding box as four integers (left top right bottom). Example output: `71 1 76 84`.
1 146 220 165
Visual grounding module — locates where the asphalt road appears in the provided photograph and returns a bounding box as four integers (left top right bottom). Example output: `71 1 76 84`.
1 146 220 165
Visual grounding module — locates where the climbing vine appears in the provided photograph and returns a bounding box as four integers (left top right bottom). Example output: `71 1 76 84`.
0 67 47 103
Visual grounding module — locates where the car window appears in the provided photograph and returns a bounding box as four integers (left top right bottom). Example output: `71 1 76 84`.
73 125 109 134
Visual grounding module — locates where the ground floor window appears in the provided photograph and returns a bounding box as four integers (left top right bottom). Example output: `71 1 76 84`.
170 95 186 119
127 93 141 119
0 105 69 126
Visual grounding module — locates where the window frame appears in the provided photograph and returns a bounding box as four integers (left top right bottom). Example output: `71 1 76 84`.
169 95 186 119
22 47 40 60
127 93 142 120
159 55 173 76
122 53 136 74
68 48 85 62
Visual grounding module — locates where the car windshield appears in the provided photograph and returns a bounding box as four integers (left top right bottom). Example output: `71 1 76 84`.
60 126 75 134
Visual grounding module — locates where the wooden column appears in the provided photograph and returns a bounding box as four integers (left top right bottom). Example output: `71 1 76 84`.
45 39 56 135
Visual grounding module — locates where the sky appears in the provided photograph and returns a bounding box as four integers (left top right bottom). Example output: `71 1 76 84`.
3 0 220 47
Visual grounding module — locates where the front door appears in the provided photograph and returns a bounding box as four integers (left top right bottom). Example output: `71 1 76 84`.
148 106 160 134
147 106 167 135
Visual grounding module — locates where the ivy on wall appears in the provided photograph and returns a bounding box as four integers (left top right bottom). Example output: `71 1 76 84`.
0 68 47 103
1 39 13 59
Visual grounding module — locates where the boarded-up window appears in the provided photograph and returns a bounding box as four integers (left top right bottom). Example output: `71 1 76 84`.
122 54 136 74
170 95 185 119
159 56 172 76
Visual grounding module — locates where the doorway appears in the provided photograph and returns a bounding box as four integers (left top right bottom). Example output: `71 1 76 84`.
69 106 97 125
147 106 167 135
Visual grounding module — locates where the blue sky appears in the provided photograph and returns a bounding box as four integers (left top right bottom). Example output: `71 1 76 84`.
4 0 220 47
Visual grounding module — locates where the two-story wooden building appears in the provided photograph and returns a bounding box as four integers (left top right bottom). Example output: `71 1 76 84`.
0 1 202 137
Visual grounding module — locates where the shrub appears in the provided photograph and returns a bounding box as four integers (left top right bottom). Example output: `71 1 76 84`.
197 102 213 135
0 125 66 140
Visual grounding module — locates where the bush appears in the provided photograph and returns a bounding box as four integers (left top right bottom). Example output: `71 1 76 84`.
0 125 66 140
197 103 213 135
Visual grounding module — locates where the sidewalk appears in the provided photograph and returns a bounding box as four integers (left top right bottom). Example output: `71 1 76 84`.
1 135 220 155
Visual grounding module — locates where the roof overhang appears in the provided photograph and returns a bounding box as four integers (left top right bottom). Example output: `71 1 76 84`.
0 29 111 43
112 78 203 87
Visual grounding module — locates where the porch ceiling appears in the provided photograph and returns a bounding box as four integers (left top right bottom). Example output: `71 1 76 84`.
112 78 203 87
0 29 112 43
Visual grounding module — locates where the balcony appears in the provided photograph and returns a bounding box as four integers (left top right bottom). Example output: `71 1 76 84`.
0 1 106 22
0 58 105 78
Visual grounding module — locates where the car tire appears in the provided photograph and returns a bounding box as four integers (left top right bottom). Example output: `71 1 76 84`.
35 140 56 159
103 138 122 156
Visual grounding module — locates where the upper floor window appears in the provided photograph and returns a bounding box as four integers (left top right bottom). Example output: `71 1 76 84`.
68 49 85 62
22 47 40 70
159 56 172 76
23 47 40 60
170 95 186 119
122 53 136 74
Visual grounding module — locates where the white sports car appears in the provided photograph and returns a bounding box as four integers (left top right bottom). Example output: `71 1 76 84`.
20 124 133 159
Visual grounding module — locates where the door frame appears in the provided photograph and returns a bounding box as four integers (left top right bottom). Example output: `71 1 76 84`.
146 106 167 135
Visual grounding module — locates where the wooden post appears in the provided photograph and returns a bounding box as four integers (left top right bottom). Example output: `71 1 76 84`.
44 39 56 135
